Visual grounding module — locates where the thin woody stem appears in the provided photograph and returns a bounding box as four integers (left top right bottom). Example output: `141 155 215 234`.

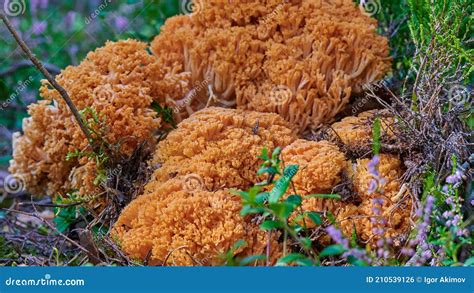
0 12 96 150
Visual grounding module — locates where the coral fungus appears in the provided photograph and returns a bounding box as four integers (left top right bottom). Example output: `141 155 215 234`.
151 0 391 131
330 110 396 147
281 139 347 221
9 40 162 199
342 154 412 246
113 178 280 266
145 107 297 194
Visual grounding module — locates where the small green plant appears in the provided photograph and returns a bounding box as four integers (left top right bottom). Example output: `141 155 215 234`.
53 192 88 233
151 102 176 128
66 107 110 186
220 240 267 266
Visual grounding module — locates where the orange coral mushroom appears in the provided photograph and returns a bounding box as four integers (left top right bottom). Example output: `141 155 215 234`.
151 0 391 131
144 107 297 194
335 154 412 247
113 178 281 266
9 40 162 199
281 139 347 222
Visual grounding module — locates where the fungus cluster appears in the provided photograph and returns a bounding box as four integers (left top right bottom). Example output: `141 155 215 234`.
113 178 281 266
279 130 412 247
8 0 403 265
113 108 411 264
9 40 164 200
113 107 295 265
152 0 391 131
145 107 297 194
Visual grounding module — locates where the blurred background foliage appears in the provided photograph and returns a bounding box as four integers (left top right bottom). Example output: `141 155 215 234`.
0 0 180 169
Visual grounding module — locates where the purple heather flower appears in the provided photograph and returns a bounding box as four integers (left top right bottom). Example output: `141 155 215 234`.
423 195 435 217
445 197 453 205
401 247 414 256
371 207 381 215
415 208 423 218
372 198 384 205
114 16 129 32
377 248 389 258
421 250 432 259
452 215 461 226
442 211 453 218
420 242 429 251
372 227 384 235
40 0 49 8
368 179 378 194
30 0 49 14
367 155 380 173
326 225 349 247
455 229 463 237
470 199 474 206
376 239 384 248
65 11 76 31
446 176 456 184
446 170 463 184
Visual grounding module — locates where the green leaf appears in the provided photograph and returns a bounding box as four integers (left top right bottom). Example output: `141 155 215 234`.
307 212 322 225
294 258 314 266
258 148 269 161
255 192 269 204
372 117 381 155
276 253 313 266
269 202 295 220
326 211 336 224
260 220 284 231
231 240 247 252
319 244 345 257
464 257 474 267
350 224 358 248
257 166 277 175
240 205 265 216
286 195 302 206
307 194 341 200
268 165 298 204
271 147 281 159
347 255 369 266
239 255 267 266
300 237 312 249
